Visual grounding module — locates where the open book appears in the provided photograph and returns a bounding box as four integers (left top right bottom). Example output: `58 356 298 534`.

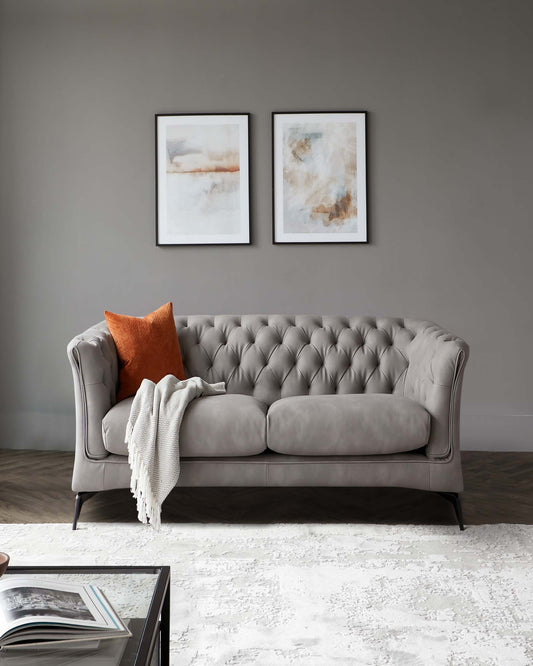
0 577 131 650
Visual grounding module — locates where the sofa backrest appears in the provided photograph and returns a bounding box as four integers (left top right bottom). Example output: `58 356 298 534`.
175 315 425 406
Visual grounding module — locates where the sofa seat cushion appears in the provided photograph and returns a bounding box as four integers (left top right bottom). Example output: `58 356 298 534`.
267 394 430 456
102 394 267 457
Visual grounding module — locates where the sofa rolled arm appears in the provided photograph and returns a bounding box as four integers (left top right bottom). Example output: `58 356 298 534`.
67 322 118 460
403 323 469 459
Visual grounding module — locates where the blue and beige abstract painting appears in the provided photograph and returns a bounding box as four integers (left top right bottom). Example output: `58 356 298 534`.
274 113 367 243
157 115 249 245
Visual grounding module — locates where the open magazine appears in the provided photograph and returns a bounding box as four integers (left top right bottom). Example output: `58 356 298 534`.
0 577 131 650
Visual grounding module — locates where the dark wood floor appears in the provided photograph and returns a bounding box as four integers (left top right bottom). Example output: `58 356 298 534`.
0 450 532 527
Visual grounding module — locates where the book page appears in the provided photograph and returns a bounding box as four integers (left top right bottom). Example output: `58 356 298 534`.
0 578 126 643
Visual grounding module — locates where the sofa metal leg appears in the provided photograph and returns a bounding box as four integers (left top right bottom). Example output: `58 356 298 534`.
437 492 465 531
72 492 96 530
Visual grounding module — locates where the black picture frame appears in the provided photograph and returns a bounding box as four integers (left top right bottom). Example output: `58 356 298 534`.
155 113 251 246
272 111 368 244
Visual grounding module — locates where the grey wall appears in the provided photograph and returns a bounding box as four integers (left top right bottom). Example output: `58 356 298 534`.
1 0 532 451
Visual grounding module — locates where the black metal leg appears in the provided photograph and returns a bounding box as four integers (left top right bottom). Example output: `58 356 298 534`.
72 492 96 530
437 492 465 531
160 580 170 666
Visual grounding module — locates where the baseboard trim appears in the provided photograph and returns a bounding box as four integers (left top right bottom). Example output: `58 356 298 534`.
0 411 532 453
461 413 533 452
0 412 75 451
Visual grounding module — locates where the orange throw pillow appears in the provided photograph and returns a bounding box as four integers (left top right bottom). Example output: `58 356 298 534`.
105 302 186 401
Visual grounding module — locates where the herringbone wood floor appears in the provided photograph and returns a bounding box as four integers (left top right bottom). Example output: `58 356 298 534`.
0 450 531 526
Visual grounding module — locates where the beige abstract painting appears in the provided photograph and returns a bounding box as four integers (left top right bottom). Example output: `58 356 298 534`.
274 113 367 243
157 115 250 245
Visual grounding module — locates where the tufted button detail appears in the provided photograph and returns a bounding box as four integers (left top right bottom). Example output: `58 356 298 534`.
177 315 413 403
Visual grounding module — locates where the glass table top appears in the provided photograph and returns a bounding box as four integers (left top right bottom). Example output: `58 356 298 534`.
0 567 168 666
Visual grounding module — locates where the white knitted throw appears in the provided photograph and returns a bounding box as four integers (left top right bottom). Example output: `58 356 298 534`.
125 374 226 529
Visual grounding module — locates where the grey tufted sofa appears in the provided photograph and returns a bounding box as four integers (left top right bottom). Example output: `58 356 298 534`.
67 315 469 529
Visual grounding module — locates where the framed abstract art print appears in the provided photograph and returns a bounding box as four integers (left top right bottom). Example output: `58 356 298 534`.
156 114 250 245
272 112 367 244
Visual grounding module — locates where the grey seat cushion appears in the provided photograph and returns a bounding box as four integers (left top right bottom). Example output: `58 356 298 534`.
267 394 430 456
102 394 267 457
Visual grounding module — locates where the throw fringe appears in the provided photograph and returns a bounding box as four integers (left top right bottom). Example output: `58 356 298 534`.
126 420 163 531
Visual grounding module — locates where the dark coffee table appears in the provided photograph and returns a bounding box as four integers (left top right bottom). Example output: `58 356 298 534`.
0 566 170 666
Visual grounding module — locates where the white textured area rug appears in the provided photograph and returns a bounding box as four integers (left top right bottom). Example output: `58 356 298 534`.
1 523 532 665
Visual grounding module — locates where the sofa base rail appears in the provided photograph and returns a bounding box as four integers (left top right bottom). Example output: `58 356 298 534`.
71 488 465 531
72 451 464 494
